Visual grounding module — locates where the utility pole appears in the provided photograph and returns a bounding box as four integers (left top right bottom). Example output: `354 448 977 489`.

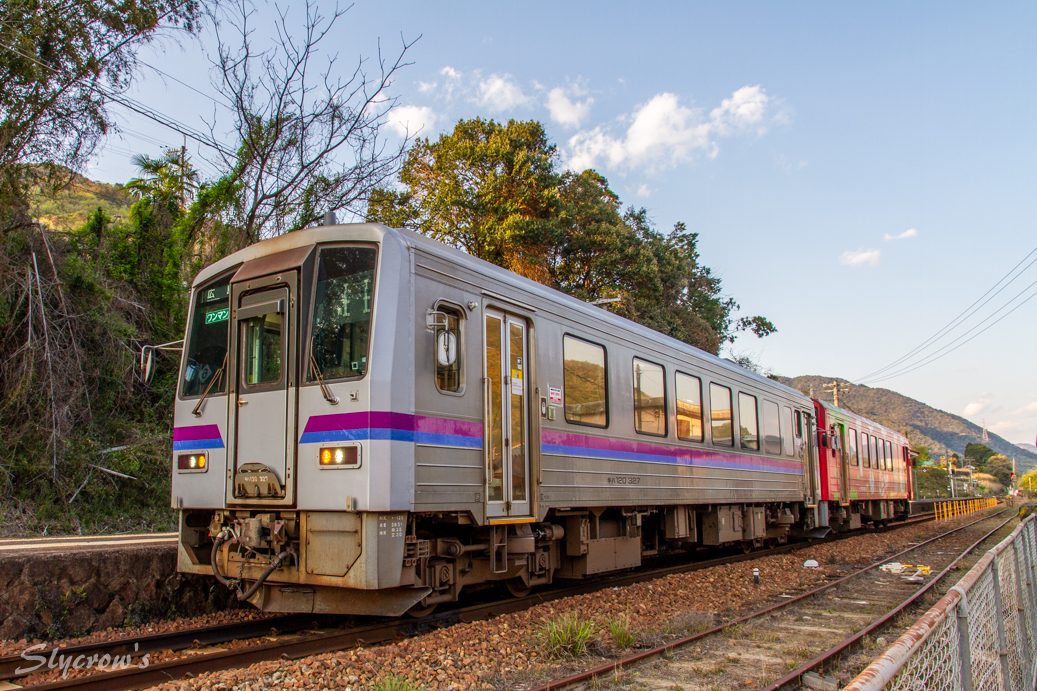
823 379 850 408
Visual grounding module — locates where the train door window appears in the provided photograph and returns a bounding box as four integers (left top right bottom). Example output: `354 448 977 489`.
563 335 608 427
861 433 870 467
794 410 803 439
738 392 759 451
434 305 464 393
709 383 734 446
871 435 879 470
242 308 284 387
676 372 703 442
849 429 859 466
633 358 666 436
762 400 781 455
782 406 795 457
886 440 893 471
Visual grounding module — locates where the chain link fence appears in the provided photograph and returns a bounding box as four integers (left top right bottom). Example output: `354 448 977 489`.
844 515 1037 691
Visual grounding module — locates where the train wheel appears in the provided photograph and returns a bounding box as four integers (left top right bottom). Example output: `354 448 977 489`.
406 601 438 618
501 577 532 598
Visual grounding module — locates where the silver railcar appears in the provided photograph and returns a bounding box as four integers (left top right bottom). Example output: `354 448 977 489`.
173 223 837 615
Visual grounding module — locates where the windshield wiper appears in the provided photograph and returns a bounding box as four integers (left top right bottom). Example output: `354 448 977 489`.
192 353 228 417
309 354 339 405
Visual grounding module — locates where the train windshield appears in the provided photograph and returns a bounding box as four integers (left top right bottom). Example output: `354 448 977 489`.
182 276 232 397
308 246 377 381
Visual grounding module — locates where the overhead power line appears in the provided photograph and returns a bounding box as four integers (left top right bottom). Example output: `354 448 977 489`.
855 242 1037 383
861 277 1037 385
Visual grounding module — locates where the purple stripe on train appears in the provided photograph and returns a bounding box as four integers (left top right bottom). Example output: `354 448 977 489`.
300 412 483 448
541 429 803 475
173 424 225 450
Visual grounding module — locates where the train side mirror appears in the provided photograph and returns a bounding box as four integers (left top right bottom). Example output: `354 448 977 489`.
820 432 828 448
142 348 156 386
436 330 457 367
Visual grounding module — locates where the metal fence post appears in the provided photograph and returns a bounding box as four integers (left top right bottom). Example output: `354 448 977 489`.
955 592 975 691
1017 536 1033 671
990 555 1014 691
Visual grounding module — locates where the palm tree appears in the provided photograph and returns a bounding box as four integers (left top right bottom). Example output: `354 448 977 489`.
125 147 199 211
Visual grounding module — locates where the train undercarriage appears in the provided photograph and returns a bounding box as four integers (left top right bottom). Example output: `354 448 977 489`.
177 499 910 616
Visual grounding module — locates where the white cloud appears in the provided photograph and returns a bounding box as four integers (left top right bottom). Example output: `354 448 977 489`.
475 74 531 112
386 105 437 137
563 85 775 172
636 184 651 197
440 66 461 79
838 248 882 266
546 87 594 128
885 228 918 241
964 400 990 417
418 81 437 94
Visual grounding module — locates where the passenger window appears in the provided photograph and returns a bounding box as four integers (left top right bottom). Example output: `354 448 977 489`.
762 400 781 455
862 433 870 468
676 372 704 442
782 406 795 457
849 429 859 466
632 359 666 436
886 440 893 471
871 436 879 470
434 305 464 393
563 335 608 427
709 383 734 446
738 392 759 451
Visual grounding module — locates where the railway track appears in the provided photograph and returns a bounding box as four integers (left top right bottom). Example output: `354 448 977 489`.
2 512 943 691
0 534 177 555
528 508 1014 691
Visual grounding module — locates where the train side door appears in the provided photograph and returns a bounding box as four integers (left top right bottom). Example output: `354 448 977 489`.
484 309 530 518
837 423 850 505
230 272 297 501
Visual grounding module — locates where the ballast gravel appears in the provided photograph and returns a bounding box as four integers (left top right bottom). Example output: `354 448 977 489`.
143 513 991 691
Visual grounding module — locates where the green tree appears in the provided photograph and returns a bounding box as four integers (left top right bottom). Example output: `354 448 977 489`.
368 118 776 354
980 455 1014 488
0 0 200 230
964 442 996 465
368 118 560 280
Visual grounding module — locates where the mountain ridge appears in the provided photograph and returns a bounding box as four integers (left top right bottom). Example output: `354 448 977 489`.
777 375 1036 473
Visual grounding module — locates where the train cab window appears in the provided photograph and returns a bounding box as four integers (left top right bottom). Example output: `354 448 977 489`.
633 359 666 436
782 406 795 457
308 246 377 381
738 392 759 451
849 429 859 466
563 335 608 427
182 275 232 397
709 383 734 446
434 305 464 393
675 372 703 442
762 400 781 455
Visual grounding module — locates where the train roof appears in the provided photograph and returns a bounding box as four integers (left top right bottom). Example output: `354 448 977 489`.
815 398 909 442
193 223 812 406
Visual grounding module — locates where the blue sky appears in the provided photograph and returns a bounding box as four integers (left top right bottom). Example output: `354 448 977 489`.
85 2 1037 446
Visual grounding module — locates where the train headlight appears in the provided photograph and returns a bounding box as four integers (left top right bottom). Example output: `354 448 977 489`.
177 453 208 472
319 445 359 468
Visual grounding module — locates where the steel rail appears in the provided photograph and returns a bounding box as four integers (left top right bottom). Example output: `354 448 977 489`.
11 511 940 691
757 512 1018 691
526 507 1009 691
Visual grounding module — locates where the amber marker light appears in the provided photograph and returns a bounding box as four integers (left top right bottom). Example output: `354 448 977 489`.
319 446 358 467
177 453 208 471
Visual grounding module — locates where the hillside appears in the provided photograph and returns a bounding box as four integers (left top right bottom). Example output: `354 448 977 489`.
31 173 134 232
779 375 1037 473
